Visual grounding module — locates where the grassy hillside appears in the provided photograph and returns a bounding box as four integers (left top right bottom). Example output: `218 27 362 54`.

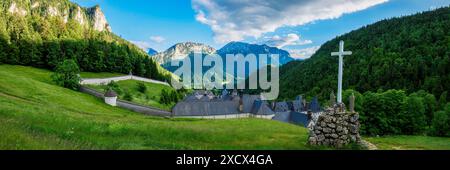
0 65 312 149
86 79 176 111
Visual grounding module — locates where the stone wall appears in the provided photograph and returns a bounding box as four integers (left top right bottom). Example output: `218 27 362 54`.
80 75 169 86
308 105 361 148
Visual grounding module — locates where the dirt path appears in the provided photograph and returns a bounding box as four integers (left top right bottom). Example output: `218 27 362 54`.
361 140 378 150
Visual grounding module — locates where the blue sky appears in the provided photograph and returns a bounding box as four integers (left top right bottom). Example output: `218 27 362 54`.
71 0 449 59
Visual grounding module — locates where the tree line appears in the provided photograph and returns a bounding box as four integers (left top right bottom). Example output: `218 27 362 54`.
278 7 450 102
342 89 449 137
0 3 169 82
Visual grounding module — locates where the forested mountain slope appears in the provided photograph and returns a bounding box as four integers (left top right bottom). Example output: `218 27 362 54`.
279 7 450 101
0 0 171 81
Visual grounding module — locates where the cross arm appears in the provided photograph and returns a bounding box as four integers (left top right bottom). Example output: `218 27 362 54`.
331 51 352 56
342 51 352 55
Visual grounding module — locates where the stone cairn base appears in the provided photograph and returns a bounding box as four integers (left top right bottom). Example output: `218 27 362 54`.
308 103 361 148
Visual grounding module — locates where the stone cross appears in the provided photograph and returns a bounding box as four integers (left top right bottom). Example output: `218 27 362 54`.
331 40 352 104
349 93 355 113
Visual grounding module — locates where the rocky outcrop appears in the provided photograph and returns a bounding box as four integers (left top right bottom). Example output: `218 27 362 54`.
152 42 216 65
47 6 59 17
74 6 86 25
6 1 111 32
31 2 40 9
87 5 111 32
308 104 361 148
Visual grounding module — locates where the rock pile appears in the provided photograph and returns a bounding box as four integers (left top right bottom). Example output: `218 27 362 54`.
308 104 361 148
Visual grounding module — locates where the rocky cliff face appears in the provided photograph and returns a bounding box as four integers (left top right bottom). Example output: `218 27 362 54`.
6 0 111 32
8 2 27 17
152 42 216 65
87 5 111 32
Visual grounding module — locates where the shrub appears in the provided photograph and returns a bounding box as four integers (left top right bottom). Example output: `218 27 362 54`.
398 96 427 135
439 91 448 109
51 59 80 90
137 82 147 93
169 90 183 103
430 111 449 136
123 91 133 101
160 89 170 105
410 90 437 126
106 81 122 95
360 90 406 136
429 103 450 137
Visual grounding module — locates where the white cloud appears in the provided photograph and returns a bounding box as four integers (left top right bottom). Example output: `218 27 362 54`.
192 0 388 43
150 36 165 43
264 33 312 48
289 46 321 60
130 40 152 51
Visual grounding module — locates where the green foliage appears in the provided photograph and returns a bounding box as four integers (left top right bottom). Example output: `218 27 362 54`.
360 90 406 135
358 89 444 136
137 82 147 93
279 7 450 101
410 90 437 125
160 89 170 105
51 59 80 90
430 111 449 137
399 96 427 135
123 90 133 101
0 0 170 82
106 81 122 95
159 89 183 105
439 91 448 109
0 65 313 150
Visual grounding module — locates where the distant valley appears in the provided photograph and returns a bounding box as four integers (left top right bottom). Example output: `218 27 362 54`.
149 41 295 83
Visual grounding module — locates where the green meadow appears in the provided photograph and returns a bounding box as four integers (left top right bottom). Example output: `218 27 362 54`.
80 72 126 79
0 65 448 150
0 65 310 149
86 79 175 111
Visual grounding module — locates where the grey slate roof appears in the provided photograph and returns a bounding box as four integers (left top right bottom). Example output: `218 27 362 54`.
272 111 291 122
241 94 261 113
104 89 117 97
251 100 275 115
309 96 321 112
172 91 272 116
274 102 290 112
290 112 310 127
172 100 240 116
272 111 310 127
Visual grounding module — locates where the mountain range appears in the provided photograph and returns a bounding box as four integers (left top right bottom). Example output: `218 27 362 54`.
217 41 294 65
147 48 158 56
150 41 295 83
152 41 294 66
151 42 216 67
